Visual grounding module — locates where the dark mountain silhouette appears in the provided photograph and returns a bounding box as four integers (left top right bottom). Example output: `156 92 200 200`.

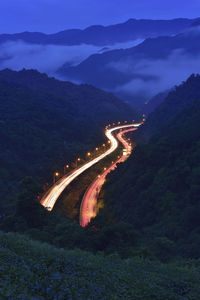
143 90 170 115
0 18 196 46
103 74 200 258
141 74 200 140
0 69 136 211
59 26 200 108
190 18 200 27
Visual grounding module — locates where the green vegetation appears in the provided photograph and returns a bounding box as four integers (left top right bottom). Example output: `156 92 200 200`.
0 69 137 211
103 74 200 259
141 74 200 141
1 70 200 298
1 231 200 299
0 69 141 262
1 176 139 257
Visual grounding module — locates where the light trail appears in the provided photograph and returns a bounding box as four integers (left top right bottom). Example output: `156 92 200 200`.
40 122 142 211
79 127 138 227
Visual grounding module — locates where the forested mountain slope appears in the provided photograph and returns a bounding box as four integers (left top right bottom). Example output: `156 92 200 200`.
0 69 136 211
103 75 200 258
140 74 200 140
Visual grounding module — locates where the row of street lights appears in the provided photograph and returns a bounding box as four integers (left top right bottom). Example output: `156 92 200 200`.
53 143 110 184
53 120 136 184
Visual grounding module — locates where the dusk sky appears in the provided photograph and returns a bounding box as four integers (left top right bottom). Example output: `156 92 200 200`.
0 0 200 33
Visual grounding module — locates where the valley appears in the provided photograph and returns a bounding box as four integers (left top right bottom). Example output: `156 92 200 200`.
1 5 200 298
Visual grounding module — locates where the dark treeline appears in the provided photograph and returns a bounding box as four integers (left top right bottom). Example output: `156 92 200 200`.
103 74 200 259
0 69 137 212
0 69 140 259
1 71 200 298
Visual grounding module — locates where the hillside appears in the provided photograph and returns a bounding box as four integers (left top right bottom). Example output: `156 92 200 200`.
102 75 200 258
0 69 136 211
141 74 200 140
59 26 200 108
1 231 200 299
0 18 195 46
143 90 170 115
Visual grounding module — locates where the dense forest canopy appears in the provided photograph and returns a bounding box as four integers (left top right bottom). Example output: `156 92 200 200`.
0 69 137 211
103 74 200 258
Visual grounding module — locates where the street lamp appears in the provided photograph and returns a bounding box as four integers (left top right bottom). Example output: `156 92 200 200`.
64 164 69 174
53 172 59 184
76 157 81 168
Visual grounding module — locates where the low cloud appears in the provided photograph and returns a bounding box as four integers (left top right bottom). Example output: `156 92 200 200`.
0 39 143 77
0 41 100 76
110 49 200 99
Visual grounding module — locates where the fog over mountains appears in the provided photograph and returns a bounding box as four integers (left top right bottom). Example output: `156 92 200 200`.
60 23 200 109
0 17 200 110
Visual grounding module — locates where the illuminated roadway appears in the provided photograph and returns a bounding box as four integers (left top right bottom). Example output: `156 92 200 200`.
41 122 142 211
79 127 139 227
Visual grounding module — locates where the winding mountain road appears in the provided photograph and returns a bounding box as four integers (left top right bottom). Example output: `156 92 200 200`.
40 122 142 212
79 127 139 227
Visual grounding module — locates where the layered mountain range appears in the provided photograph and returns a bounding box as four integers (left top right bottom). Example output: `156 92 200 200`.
0 18 196 46
59 23 200 109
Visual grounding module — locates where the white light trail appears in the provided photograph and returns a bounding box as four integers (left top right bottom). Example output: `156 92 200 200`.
41 123 142 211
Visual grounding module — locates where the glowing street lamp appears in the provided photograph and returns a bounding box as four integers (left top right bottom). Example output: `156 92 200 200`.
75 157 81 168
103 144 106 147
53 172 59 184
95 147 99 151
64 164 69 174
87 152 91 158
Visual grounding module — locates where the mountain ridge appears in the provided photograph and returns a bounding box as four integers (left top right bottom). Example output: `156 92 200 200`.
0 68 137 211
103 74 200 258
0 18 197 46
59 27 200 108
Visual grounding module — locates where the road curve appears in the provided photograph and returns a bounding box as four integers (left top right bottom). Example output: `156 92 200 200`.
79 127 138 227
40 123 142 211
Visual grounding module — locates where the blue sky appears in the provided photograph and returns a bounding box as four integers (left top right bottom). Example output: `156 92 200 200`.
0 0 200 33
